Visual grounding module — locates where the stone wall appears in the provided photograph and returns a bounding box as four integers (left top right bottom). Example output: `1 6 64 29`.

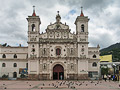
39 74 50 80
28 74 39 80
77 74 90 80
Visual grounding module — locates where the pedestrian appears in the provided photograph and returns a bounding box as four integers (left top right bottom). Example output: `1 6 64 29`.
115 75 117 81
60 75 62 80
108 74 111 82
104 74 107 82
113 75 115 81
67 75 69 79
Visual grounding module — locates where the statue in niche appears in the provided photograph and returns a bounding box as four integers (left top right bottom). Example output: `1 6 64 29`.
71 63 74 70
43 48 46 55
70 48 73 54
43 64 47 69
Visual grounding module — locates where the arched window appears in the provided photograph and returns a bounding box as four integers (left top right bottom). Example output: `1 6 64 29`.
92 62 97 67
14 54 17 58
2 54 6 58
81 24 84 32
32 48 35 52
93 54 96 58
56 48 61 55
31 24 35 31
13 63 17 67
2 63 6 67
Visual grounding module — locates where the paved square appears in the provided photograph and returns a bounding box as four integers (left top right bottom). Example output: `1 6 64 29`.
0 80 120 90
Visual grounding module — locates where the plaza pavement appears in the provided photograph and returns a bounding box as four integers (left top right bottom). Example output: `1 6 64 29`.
0 80 120 90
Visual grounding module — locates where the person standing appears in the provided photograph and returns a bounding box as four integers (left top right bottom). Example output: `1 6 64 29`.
104 74 107 82
60 75 62 80
113 75 115 81
108 74 111 82
115 75 117 81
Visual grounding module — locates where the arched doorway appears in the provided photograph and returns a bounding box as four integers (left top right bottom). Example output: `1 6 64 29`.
53 64 64 80
13 72 17 78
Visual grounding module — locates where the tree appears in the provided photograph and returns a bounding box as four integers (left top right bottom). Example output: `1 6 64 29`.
101 67 109 75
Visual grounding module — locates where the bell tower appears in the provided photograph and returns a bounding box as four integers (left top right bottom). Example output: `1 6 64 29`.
27 6 41 79
75 7 90 79
27 6 41 33
27 6 41 58
75 7 89 58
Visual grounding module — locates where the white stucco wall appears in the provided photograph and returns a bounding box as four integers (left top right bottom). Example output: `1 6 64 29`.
0 60 27 77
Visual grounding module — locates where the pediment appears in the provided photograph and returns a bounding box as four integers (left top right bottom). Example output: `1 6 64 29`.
47 22 69 30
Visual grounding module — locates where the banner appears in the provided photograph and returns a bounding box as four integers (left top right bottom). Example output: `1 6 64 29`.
19 68 28 74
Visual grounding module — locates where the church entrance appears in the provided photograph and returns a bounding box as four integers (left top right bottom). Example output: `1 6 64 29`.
53 64 64 80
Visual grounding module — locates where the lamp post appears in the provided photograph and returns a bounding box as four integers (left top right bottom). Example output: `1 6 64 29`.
113 63 116 81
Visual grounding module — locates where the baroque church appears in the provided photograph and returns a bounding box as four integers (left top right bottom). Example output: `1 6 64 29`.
0 7 100 80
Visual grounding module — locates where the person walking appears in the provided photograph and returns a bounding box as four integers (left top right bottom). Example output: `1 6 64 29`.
104 74 107 82
60 75 62 80
108 74 111 82
113 75 115 81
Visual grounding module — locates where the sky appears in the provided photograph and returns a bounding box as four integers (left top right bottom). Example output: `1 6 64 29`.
0 0 120 49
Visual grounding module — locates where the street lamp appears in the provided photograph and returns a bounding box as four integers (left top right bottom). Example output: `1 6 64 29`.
113 63 116 81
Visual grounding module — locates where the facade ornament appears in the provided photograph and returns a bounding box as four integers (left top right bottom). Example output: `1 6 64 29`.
56 11 61 22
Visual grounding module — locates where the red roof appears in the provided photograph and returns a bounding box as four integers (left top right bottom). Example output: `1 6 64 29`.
32 6 36 16
80 11 84 16
32 12 36 16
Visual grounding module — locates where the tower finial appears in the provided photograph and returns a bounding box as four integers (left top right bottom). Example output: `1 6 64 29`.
81 7 83 11
80 6 84 16
33 6 35 10
97 44 100 48
56 11 61 22
57 11 59 14
32 6 36 16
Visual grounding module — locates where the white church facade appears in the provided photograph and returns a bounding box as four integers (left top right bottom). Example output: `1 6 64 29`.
0 8 100 80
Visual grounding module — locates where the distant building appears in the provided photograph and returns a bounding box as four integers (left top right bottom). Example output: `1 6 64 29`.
0 45 28 78
0 7 100 80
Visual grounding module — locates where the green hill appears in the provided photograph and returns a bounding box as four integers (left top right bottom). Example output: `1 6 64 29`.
100 43 120 62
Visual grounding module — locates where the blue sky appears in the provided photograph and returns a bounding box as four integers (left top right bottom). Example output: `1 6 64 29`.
69 10 76 15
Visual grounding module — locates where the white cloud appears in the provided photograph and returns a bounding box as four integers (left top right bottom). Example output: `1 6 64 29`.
0 0 120 49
